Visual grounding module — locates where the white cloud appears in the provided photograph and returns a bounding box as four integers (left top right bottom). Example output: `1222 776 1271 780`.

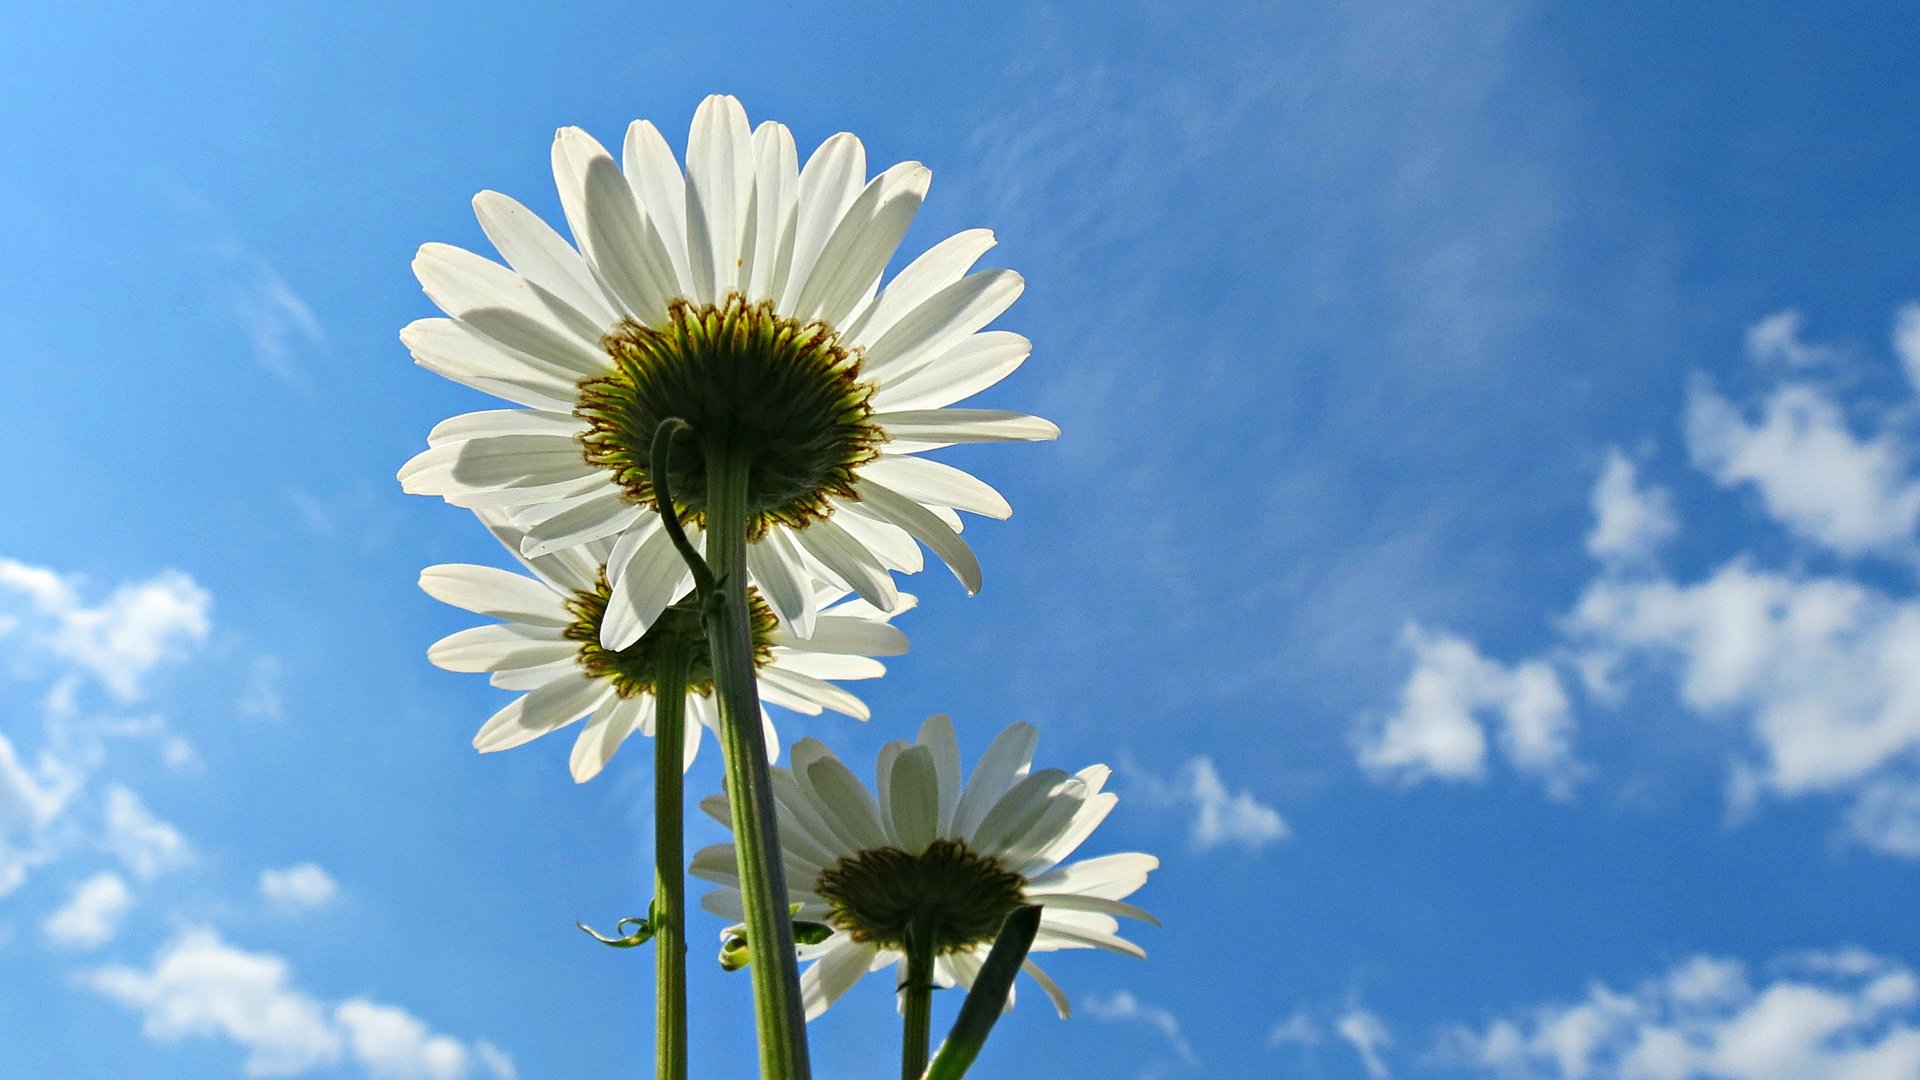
240 655 285 720
217 237 326 390
1744 309 1836 368
1128 756 1290 851
1687 380 1920 560
101 785 191 880
1440 949 1920 1079
337 1000 488 1080
1338 1007 1393 1079
1895 303 1920 397
0 730 81 896
1085 990 1197 1066
0 559 211 701
260 863 338 909
1843 780 1920 859
1587 450 1677 565
89 928 513 1079
1269 1010 1322 1048
43 871 134 949
1573 562 1920 803
1359 626 1579 797
88 928 343 1078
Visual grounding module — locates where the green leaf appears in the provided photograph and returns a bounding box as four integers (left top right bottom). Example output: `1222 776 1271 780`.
922 905 1043 1080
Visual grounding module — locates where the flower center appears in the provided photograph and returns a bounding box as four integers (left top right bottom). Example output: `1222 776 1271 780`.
563 574 776 698
575 294 883 538
813 839 1028 953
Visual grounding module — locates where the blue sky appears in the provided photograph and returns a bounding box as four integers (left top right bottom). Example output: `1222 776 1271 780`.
4 1 1920 1077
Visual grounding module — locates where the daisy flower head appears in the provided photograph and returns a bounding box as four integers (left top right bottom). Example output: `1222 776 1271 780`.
692 715 1157 1020
420 512 911 782
397 94 1057 648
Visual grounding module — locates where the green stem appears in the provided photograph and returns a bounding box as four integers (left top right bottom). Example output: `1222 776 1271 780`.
701 446 812 1080
900 917 937 1080
652 645 689 1080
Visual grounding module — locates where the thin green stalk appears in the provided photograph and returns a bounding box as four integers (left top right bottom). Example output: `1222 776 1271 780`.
652 644 690 1080
701 446 812 1079
900 917 938 1080
922 906 1044 1080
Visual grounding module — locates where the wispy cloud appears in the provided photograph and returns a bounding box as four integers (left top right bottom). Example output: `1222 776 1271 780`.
1126 756 1290 851
259 863 338 910
1338 1008 1393 1079
1085 990 1198 1068
42 871 134 949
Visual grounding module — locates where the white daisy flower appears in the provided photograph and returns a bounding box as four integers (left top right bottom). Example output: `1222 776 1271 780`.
691 716 1157 1020
420 513 911 782
397 94 1057 648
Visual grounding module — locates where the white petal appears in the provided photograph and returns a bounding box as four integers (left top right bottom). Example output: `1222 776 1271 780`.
801 937 876 1021
398 435 593 498
472 675 611 752
970 769 1071 856
402 318 579 408
791 162 930 328
843 228 996 348
913 715 962 834
861 269 1023 382
804 756 890 851
1019 791 1117 874
418 564 570 626
1023 959 1071 1018
472 190 617 326
569 693 648 782
769 615 906 657
953 723 1037 838
782 133 867 314
771 651 885 681
873 409 1060 446
746 121 799 302
746 528 816 638
887 745 939 854
760 668 871 720
490 659 578 691
850 479 981 594
427 409 583 447
602 522 695 650
1028 893 1158 927
621 120 694 294
555 128 678 324
683 94 754 303
1023 853 1159 901
829 504 924 573
859 456 1011 519
789 519 900 610
1032 920 1146 960
413 243 606 371
873 330 1032 411
428 623 574 673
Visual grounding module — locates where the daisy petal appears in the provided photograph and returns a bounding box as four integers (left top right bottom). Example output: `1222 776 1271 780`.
873 409 1060 446
427 624 573 673
801 937 876 1021
792 162 931 328
621 120 694 293
1023 853 1159 901
887 745 939 854
782 133 867 314
789 520 900 611
873 330 1033 411
1023 959 1072 1018
850 479 981 594
418 564 570 626
472 190 617 326
472 674 610 752
859 456 1011 519
953 722 1038 838
862 268 1024 382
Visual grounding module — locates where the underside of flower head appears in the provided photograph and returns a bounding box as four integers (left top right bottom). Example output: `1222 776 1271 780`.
814 838 1027 952
564 570 778 697
577 295 884 537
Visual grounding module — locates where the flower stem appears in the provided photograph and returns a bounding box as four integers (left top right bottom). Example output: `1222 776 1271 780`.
700 445 812 1080
652 644 689 1080
901 916 937 1080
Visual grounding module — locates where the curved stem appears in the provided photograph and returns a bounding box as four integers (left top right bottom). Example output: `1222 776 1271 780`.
701 445 812 1079
652 646 689 1080
900 917 938 1080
